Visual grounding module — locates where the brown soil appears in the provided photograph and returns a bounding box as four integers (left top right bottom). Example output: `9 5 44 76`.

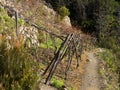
80 51 100 90
40 84 57 90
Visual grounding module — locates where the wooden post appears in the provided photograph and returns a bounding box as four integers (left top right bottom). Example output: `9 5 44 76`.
15 10 18 38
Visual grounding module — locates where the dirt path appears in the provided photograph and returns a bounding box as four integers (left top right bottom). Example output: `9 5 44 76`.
40 84 57 90
80 52 100 90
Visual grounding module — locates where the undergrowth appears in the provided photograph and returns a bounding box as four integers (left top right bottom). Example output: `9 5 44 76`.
0 34 41 90
0 7 41 90
98 50 119 90
0 7 15 34
51 77 65 90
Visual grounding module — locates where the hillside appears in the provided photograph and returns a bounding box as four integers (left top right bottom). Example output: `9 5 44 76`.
0 0 120 90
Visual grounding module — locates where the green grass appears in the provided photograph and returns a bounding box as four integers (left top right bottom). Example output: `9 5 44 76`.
40 38 62 50
51 77 64 89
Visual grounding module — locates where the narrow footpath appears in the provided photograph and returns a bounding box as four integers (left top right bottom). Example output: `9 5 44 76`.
80 52 100 90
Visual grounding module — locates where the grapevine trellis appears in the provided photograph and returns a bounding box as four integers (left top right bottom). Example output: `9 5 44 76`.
1 3 96 84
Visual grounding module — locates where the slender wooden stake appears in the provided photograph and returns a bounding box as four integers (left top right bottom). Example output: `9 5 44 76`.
72 37 79 68
79 39 83 60
46 33 48 49
65 48 71 80
15 10 18 38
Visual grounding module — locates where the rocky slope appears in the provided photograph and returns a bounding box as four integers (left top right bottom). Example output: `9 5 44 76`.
0 0 73 47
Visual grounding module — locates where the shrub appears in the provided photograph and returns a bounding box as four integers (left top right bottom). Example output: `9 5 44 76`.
51 77 64 89
58 6 70 19
98 50 119 89
0 35 40 90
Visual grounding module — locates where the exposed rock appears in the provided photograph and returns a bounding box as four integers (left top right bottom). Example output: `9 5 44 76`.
43 5 56 17
0 0 14 7
62 16 72 27
19 25 40 47
42 3 72 27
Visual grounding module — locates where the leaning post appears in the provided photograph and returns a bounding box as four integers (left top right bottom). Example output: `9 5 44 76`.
15 10 18 38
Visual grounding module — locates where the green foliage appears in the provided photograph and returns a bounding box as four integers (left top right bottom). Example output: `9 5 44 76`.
45 0 65 11
68 87 75 90
40 40 54 49
18 18 25 26
99 50 117 69
99 68 104 76
99 36 117 49
0 7 15 34
98 50 119 89
16 0 21 3
51 77 64 89
96 2 120 84
39 35 62 50
55 38 62 50
59 6 70 19
0 35 40 90
81 20 94 30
